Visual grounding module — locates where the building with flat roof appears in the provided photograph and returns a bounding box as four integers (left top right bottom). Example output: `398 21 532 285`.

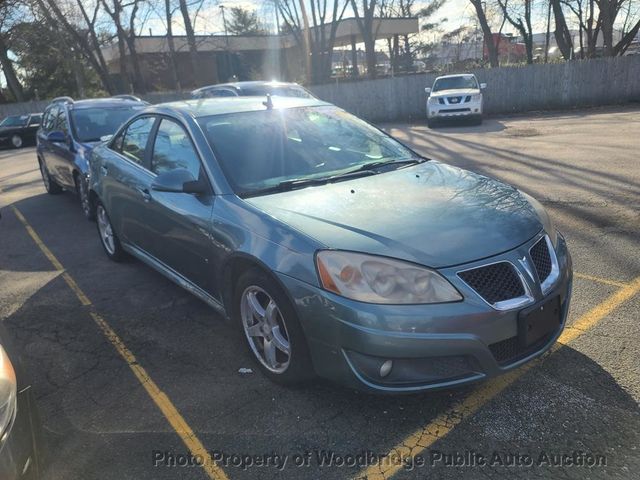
100 17 419 91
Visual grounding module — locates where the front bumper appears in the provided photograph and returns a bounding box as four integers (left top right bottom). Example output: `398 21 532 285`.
427 99 482 118
279 233 572 393
0 386 43 479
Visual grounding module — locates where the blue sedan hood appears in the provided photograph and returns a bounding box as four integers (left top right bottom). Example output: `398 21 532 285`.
246 161 543 268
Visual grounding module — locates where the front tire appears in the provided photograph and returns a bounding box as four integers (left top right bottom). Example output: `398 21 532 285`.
39 160 62 194
234 268 313 385
427 118 437 129
96 203 125 262
11 134 22 149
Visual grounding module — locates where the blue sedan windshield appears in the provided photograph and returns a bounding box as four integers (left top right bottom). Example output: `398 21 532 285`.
198 106 416 196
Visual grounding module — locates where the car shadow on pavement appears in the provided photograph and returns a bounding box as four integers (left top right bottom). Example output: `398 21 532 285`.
2 193 639 479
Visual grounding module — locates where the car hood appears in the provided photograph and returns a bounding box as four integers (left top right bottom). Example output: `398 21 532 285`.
245 162 543 268
430 88 480 97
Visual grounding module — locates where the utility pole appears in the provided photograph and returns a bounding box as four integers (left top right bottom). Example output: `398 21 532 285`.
544 0 551 63
220 5 234 80
298 0 312 84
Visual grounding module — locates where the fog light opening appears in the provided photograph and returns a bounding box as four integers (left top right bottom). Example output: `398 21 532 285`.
379 359 393 378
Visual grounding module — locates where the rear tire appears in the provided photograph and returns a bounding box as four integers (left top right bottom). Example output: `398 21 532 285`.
11 134 23 149
39 159 62 194
234 268 314 385
96 203 125 262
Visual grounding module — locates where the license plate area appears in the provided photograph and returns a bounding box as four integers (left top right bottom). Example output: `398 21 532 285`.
518 295 561 347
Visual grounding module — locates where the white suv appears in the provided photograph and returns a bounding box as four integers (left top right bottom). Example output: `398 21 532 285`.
425 74 486 127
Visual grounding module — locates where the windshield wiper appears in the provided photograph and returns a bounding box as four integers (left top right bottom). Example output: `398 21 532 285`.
349 157 426 172
241 158 426 198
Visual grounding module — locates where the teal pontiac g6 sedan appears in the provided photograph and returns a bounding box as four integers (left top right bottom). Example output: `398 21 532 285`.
88 96 572 393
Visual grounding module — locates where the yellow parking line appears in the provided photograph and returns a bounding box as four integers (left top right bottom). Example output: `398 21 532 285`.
11 206 229 480
574 272 629 288
354 276 640 480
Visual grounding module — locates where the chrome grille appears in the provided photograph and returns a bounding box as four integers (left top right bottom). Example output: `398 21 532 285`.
458 262 525 305
447 96 462 104
530 237 552 283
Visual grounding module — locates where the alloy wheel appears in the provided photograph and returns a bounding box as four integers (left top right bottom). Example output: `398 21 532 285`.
96 205 116 255
240 286 291 373
11 135 22 148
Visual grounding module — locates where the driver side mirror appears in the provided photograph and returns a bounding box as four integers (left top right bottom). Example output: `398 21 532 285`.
151 168 209 194
424 87 431 94
47 131 66 143
480 83 487 89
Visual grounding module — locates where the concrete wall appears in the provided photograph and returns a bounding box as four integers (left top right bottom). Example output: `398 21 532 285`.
2 55 639 121
309 55 640 121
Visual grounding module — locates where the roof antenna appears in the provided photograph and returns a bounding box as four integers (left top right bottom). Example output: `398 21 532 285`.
263 94 273 110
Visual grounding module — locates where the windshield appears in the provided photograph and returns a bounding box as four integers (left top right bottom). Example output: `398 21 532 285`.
0 115 28 127
433 76 478 92
198 106 417 197
70 106 144 142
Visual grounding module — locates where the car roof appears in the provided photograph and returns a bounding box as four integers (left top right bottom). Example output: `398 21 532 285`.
193 81 305 94
149 96 331 119
435 73 476 80
57 98 147 111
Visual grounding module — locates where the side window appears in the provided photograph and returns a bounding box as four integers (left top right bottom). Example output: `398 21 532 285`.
28 114 42 127
120 117 155 165
151 119 201 178
55 108 69 136
43 106 58 132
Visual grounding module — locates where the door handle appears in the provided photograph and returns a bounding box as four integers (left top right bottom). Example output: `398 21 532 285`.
137 187 152 202
100 165 108 176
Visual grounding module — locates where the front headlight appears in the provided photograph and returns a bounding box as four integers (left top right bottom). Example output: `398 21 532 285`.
0 345 17 440
470 94 482 102
316 251 462 304
521 191 557 247
427 96 440 104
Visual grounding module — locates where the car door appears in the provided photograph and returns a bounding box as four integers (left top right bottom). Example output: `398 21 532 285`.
48 107 75 188
38 106 57 172
101 116 157 251
144 117 215 294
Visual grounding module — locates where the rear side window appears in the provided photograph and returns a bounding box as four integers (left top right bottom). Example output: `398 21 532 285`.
54 108 69 135
43 106 58 132
28 114 42 127
151 119 201 178
120 117 155 165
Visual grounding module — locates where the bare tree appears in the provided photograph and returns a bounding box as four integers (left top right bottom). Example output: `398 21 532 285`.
0 0 25 101
164 0 181 90
278 0 349 83
349 0 379 78
177 0 203 86
549 0 573 59
496 0 535 63
35 0 115 93
470 0 500 67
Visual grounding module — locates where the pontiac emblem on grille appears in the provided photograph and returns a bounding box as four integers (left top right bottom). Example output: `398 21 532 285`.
518 256 536 283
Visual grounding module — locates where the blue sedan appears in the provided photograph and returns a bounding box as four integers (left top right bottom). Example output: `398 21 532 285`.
87 96 572 393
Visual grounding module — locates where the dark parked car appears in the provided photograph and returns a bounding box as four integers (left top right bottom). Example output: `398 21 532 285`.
0 114 42 149
88 96 572 393
191 81 314 99
37 96 147 219
0 275 44 479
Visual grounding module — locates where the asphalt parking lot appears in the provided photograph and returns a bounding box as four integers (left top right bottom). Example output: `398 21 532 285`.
0 106 639 480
